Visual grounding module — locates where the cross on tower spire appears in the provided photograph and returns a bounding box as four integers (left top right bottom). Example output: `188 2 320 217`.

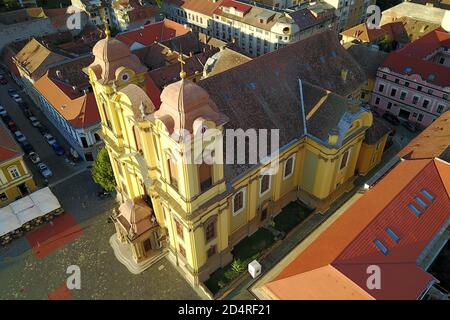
178 53 186 80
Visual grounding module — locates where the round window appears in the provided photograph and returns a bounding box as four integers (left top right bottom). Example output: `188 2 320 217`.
121 73 130 82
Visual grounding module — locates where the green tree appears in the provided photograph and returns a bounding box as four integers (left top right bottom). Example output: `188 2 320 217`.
92 148 117 192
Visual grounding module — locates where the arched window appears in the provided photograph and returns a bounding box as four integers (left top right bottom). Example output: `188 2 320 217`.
198 163 212 192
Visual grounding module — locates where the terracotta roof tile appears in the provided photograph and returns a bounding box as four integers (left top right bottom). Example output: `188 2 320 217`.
399 109 450 162
116 19 190 47
267 159 450 300
0 122 22 164
382 28 450 87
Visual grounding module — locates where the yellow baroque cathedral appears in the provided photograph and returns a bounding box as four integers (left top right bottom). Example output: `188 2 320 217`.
88 30 390 287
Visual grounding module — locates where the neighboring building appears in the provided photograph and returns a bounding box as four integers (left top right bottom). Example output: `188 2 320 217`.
163 0 225 35
239 0 301 9
0 122 36 207
405 0 450 10
382 16 441 44
71 0 110 26
110 0 159 31
164 0 335 57
33 56 103 162
253 158 450 300
13 38 68 105
87 30 389 286
345 43 388 103
322 0 375 32
340 22 389 45
202 46 252 78
381 1 448 26
399 109 450 162
371 28 450 128
116 18 190 50
2 25 101 83
0 6 83 52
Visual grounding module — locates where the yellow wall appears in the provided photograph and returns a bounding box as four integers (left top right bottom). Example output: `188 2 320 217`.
0 157 36 207
356 135 388 176
88 57 386 285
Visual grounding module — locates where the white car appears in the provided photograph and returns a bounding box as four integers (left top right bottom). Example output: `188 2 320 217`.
12 94 23 103
44 133 56 145
14 131 27 143
37 162 52 178
0 105 6 116
29 116 41 127
28 152 40 164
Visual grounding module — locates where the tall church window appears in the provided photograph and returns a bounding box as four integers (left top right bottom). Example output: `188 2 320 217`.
199 163 213 193
168 157 178 191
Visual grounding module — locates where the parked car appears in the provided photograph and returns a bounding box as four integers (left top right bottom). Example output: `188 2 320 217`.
44 133 56 145
14 131 26 143
37 124 48 135
52 143 65 156
28 152 40 164
382 113 400 126
7 120 18 133
12 95 23 103
0 75 7 85
7 88 17 97
23 108 33 118
28 116 41 127
21 141 34 154
0 105 7 117
401 121 418 133
37 163 52 178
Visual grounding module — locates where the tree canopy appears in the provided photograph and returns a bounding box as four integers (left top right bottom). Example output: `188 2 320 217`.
92 148 117 192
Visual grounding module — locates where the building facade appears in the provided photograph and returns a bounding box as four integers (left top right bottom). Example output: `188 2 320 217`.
88 30 389 287
0 122 36 207
371 28 450 128
164 0 334 57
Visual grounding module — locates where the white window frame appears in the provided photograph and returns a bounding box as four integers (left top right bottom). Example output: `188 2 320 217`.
8 166 20 180
232 188 246 216
283 154 296 180
259 173 272 196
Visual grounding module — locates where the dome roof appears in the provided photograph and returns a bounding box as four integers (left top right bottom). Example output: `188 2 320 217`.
93 36 131 62
117 198 156 237
160 79 210 112
155 78 225 134
89 35 147 83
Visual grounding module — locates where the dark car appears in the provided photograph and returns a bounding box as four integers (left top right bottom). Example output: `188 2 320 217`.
37 124 49 135
401 121 418 133
7 88 17 97
52 143 65 156
2 114 12 123
7 120 18 133
0 78 7 85
23 108 33 118
382 113 400 126
21 141 34 154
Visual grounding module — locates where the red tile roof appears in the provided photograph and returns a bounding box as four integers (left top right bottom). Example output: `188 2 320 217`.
266 158 450 300
220 0 252 13
399 109 450 162
0 122 22 163
167 0 225 17
340 23 387 42
116 19 190 47
382 28 450 87
34 72 100 129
